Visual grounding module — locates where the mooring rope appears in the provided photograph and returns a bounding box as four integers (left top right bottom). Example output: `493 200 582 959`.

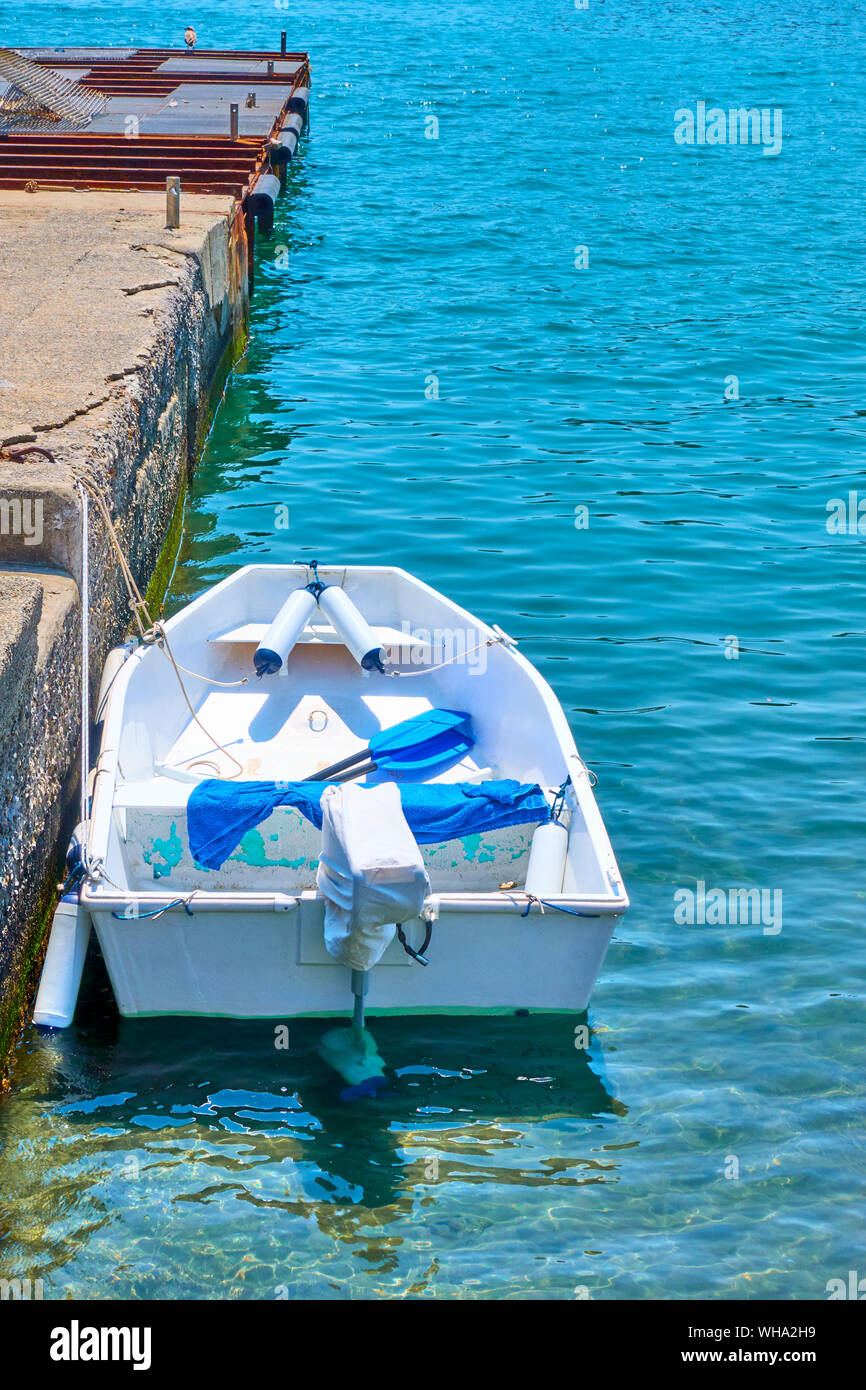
6 446 247 783
114 518 243 772
71 463 247 778
78 484 90 835
111 889 201 921
517 894 601 919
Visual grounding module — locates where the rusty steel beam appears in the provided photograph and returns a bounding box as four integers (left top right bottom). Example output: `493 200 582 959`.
0 158 257 174
0 132 262 142
0 151 258 166
0 164 250 180
82 73 299 82
0 138 263 151
39 49 307 62
0 174 247 193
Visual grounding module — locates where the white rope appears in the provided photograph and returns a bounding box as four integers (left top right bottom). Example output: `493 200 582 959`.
78 484 90 847
71 462 245 780
387 635 507 677
142 636 248 689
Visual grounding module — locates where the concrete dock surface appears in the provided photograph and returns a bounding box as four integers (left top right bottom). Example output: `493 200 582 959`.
0 189 242 449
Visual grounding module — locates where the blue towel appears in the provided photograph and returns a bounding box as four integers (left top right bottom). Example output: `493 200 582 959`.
187 778 550 870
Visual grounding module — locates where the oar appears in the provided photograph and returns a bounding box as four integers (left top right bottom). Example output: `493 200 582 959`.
329 727 474 783
303 708 472 783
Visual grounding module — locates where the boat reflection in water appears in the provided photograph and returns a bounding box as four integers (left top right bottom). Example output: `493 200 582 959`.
2 947 627 1296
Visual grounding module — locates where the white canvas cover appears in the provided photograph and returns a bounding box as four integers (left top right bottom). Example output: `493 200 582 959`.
317 782 430 971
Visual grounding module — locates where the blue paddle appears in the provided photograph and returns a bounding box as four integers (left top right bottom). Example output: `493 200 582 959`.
304 708 473 783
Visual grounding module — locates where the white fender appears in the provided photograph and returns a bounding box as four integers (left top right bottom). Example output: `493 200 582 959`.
316 585 386 673
254 172 281 206
33 893 92 1028
94 642 133 724
254 587 318 676
524 820 569 899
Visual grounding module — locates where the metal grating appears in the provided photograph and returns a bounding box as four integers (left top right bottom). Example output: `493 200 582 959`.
0 47 108 129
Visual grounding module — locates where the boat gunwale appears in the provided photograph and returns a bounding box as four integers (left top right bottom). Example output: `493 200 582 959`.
86 565 629 917
80 884 630 915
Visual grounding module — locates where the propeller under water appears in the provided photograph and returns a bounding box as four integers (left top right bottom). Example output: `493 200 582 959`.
318 1026 388 1099
318 970 388 1100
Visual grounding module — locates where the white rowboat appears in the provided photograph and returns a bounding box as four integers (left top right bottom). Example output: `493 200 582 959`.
34 563 629 1026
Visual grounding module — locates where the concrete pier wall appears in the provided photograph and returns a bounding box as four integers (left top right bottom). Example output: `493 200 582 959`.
0 189 249 1074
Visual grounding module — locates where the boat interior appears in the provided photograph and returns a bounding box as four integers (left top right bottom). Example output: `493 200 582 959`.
97 566 612 900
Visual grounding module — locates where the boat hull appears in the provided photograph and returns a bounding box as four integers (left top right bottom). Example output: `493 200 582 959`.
78 563 629 1024
89 897 617 1018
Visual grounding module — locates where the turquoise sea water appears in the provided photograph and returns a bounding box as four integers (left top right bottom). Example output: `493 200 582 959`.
1 0 864 1300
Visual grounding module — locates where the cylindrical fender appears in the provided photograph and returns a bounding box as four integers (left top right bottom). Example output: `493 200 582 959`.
246 172 281 235
316 586 386 673
33 891 92 1028
524 820 569 899
254 587 318 676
